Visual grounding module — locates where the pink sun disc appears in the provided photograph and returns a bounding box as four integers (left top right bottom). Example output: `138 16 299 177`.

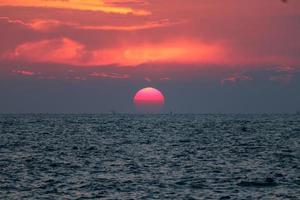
133 87 165 112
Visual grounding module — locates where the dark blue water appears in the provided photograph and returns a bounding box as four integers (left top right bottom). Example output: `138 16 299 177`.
0 114 299 199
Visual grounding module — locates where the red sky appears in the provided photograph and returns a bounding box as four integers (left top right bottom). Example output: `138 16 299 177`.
0 0 300 113
1 0 299 68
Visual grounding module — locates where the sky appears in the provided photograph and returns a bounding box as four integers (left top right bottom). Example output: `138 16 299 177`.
0 0 300 113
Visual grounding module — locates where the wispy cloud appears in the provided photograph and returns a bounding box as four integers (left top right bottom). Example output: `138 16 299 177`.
0 17 182 33
269 65 296 84
89 72 130 79
12 69 37 76
76 19 184 31
160 77 171 81
144 77 151 82
269 74 293 84
221 74 253 86
0 0 151 16
274 66 296 73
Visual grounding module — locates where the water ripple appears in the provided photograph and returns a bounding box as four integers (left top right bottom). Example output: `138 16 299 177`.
0 114 299 199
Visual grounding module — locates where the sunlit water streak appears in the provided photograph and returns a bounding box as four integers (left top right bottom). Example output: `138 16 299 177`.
0 114 299 199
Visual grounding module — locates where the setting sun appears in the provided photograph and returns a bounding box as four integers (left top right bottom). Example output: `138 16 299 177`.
133 87 165 113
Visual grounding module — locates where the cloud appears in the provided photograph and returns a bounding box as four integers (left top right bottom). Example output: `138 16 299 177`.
0 16 27 27
0 16 66 32
4 37 226 66
75 19 184 31
7 18 182 32
221 74 253 86
143 77 171 82
29 19 67 32
0 0 151 16
89 72 130 79
268 65 297 84
4 38 87 65
160 77 171 81
144 77 151 82
269 74 293 84
69 76 87 81
274 66 296 73
10 69 60 79
11 69 37 76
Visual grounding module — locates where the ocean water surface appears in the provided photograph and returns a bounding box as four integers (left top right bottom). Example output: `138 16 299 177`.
0 114 299 199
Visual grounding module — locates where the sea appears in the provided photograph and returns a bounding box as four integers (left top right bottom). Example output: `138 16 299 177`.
0 114 299 199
